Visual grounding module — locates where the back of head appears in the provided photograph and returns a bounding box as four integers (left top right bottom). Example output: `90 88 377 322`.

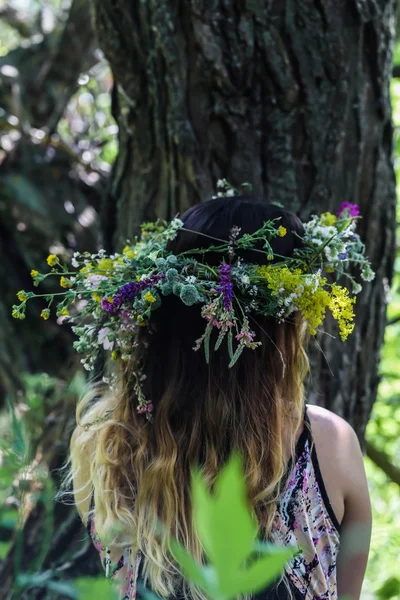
71 196 308 599
142 196 306 472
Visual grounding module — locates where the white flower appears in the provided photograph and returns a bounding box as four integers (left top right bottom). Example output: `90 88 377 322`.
284 293 296 307
249 285 258 296
294 285 304 297
86 274 108 289
304 276 313 287
240 275 250 286
98 327 114 350
186 275 197 284
217 179 225 189
71 258 79 268
352 282 362 294
325 226 337 237
325 246 338 261
170 218 184 229
361 265 375 282
226 188 235 196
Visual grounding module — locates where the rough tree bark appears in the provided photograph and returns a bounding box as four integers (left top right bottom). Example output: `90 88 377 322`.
93 0 397 440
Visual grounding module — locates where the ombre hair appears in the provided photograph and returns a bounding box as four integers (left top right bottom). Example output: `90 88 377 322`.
67 197 309 599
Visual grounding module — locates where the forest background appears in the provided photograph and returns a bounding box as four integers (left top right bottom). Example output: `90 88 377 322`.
0 1 399 599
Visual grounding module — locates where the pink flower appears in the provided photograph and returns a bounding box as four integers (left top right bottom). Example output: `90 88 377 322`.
137 402 153 414
337 202 360 218
236 332 254 343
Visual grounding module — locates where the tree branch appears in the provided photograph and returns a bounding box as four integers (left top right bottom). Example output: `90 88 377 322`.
0 7 33 38
386 314 400 326
365 440 400 487
0 0 98 131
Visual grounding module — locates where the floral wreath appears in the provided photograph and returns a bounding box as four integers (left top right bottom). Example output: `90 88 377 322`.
12 181 374 423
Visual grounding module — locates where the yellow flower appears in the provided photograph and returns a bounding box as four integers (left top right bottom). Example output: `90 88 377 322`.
17 290 28 302
144 291 156 303
12 308 25 320
80 263 93 275
297 286 330 335
123 245 136 260
258 265 330 336
31 270 39 280
59 308 69 316
60 276 73 289
97 258 114 273
47 254 58 267
277 226 287 237
92 293 102 303
328 285 356 341
320 212 337 226
111 350 119 360
40 308 50 320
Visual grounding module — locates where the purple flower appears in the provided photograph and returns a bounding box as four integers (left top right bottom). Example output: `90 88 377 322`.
337 202 360 218
338 252 347 260
102 273 165 314
217 263 234 311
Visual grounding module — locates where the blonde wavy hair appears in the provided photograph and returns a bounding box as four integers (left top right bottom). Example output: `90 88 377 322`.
66 198 310 600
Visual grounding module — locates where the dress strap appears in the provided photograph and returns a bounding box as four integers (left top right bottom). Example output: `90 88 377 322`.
294 404 310 461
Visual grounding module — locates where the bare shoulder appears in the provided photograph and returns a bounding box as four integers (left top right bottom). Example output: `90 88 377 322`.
305 407 372 597
306 404 359 449
306 404 370 515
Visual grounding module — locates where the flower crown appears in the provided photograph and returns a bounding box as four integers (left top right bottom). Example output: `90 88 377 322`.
12 182 374 421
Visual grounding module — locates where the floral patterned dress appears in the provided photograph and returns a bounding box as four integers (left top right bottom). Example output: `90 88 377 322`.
87 409 340 600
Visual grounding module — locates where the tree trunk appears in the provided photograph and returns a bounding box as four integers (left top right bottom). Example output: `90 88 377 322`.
93 0 396 440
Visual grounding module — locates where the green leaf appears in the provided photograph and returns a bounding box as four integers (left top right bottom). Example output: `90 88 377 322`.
214 328 227 352
227 329 234 360
191 455 257 581
228 344 244 368
203 322 213 363
0 508 19 530
74 576 119 599
5 395 26 458
172 454 294 600
170 541 209 590
376 576 400 600
227 546 295 597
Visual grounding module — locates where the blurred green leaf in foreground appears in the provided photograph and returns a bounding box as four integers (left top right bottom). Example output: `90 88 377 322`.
171 455 294 600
